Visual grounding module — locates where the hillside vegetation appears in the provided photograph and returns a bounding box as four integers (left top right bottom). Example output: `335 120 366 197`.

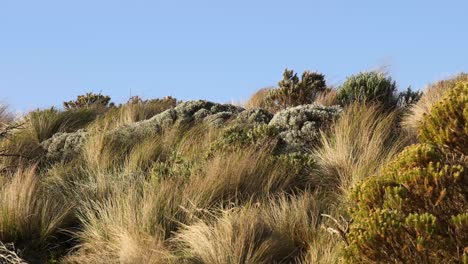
0 70 466 264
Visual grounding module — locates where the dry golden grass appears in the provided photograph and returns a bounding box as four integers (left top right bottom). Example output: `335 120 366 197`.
314 89 338 106
0 166 72 251
174 193 322 264
0 104 13 126
402 73 468 139
244 87 272 109
6 79 460 262
65 181 176 264
313 103 407 196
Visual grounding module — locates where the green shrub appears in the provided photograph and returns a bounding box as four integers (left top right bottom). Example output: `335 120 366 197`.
264 69 327 112
397 87 423 108
419 82 468 155
63 92 114 110
344 143 467 263
337 72 398 107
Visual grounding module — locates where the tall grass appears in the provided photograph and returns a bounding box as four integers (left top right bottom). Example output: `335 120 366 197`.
62 118 319 262
0 107 99 169
244 88 272 109
90 97 177 131
25 107 98 143
314 89 338 106
0 166 72 258
175 193 322 264
313 103 406 197
0 104 13 126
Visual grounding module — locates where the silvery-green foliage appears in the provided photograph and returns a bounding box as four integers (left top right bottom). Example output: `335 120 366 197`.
235 108 273 125
269 104 342 150
41 100 244 162
41 130 88 161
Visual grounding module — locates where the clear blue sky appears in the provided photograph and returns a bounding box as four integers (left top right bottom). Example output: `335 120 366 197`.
1 0 467 112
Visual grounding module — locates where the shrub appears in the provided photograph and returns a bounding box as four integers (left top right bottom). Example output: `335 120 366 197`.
264 69 327 112
402 73 468 138
344 143 468 263
337 71 398 107
419 82 468 155
397 87 422 108
63 92 114 110
269 104 342 151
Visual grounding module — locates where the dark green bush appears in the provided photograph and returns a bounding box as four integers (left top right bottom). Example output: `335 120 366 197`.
63 92 114 110
264 69 327 112
337 72 398 107
397 87 423 107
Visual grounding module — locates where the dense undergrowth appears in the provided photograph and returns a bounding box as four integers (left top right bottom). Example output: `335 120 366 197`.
0 70 466 263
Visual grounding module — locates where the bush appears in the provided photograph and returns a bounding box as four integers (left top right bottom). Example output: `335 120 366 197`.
345 83 468 262
337 72 398 107
419 82 468 155
344 143 467 263
269 104 342 151
397 87 422 108
63 92 114 110
264 69 327 112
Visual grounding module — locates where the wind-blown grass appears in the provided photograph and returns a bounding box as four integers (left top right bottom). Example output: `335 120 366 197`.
0 166 72 260
313 103 407 196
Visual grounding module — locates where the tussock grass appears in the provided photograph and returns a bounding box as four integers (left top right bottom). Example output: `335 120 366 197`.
0 104 13 126
174 193 322 264
0 166 72 257
3 74 461 262
314 89 338 106
313 103 407 196
244 88 272 109
25 107 98 143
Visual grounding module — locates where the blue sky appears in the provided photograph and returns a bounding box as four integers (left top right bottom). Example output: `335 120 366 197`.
1 0 467 112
